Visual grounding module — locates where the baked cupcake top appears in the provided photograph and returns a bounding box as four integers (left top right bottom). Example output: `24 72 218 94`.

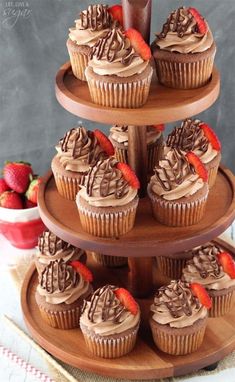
166 119 221 164
36 229 86 266
77 157 139 207
69 4 117 47
37 259 93 305
182 243 235 290
148 149 208 200
153 6 214 54
150 280 208 328
55 127 110 173
88 26 151 77
80 285 140 336
109 125 164 146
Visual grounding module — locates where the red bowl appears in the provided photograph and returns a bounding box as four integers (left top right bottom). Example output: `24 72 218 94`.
0 206 45 249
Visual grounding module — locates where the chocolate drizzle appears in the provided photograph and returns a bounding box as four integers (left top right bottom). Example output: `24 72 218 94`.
154 280 200 318
80 4 113 31
189 243 222 278
38 230 71 256
166 119 209 153
158 7 198 39
82 285 126 323
85 157 129 199
39 260 79 294
90 27 139 65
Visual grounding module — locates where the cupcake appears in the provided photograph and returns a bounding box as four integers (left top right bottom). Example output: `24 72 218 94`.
51 126 113 200
109 125 164 175
35 259 93 329
182 243 235 317
80 285 140 358
35 229 86 273
85 27 153 108
76 157 139 238
88 251 127 268
166 119 221 188
156 249 193 281
67 4 118 81
149 280 211 355
151 6 216 89
147 149 209 226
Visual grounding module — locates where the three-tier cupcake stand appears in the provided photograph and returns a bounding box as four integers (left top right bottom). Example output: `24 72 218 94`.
21 1 235 379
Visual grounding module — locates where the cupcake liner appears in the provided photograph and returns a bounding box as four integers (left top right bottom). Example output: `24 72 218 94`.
205 153 221 189
209 290 234 318
150 317 206 355
67 40 89 81
156 256 188 279
85 66 153 108
37 304 81 329
148 185 208 227
90 251 127 268
80 324 138 358
76 195 139 238
113 146 129 164
53 172 85 201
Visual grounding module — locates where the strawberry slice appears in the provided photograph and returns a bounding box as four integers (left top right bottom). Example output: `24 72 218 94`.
186 152 208 182
70 261 93 282
114 287 139 315
108 5 123 27
0 191 23 209
200 123 221 151
190 283 212 309
188 8 208 35
217 252 235 279
116 162 140 189
125 28 151 61
94 129 114 156
153 124 165 132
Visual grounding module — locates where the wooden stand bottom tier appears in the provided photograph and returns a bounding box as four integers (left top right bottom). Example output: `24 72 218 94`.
21 238 235 380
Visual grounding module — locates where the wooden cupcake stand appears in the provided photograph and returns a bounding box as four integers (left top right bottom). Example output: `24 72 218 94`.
21 1 235 380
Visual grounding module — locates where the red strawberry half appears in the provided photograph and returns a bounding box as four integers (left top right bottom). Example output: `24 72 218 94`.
217 252 235 279
125 28 151 61
114 287 139 315
108 5 123 27
70 261 93 282
153 124 165 132
186 152 208 182
0 178 10 195
0 191 23 209
190 283 212 309
25 177 42 204
188 8 208 35
116 162 140 189
3 161 33 194
94 129 114 156
200 123 221 151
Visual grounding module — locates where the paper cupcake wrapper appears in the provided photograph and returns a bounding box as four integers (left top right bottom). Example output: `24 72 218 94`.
80 324 138 358
154 55 215 89
156 256 188 280
85 68 153 108
77 197 139 238
38 304 81 330
150 319 206 355
53 172 85 201
67 46 89 81
209 290 234 318
91 251 127 268
148 186 208 227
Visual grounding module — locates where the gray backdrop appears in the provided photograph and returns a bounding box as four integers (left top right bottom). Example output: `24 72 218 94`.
1 0 234 176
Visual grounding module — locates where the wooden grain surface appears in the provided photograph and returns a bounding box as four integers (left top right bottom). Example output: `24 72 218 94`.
55 62 220 125
21 237 235 380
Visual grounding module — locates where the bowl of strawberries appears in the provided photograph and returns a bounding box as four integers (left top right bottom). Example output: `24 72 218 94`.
0 161 45 249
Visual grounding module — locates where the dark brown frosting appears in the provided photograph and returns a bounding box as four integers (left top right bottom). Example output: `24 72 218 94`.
39 260 79 294
154 280 200 318
158 7 197 39
188 244 222 278
166 119 208 153
80 4 113 31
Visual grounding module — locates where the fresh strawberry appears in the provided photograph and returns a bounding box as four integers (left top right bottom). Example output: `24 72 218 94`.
125 28 151 61
200 123 221 151
188 8 208 35
24 198 37 209
25 177 42 204
94 129 114 156
0 178 10 195
115 288 139 315
70 261 93 282
190 283 212 309
217 252 235 279
108 5 123 27
3 161 33 194
116 162 140 189
186 152 208 182
153 124 165 132
0 191 23 209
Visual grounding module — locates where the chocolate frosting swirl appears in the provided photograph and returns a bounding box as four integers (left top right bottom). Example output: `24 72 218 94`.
38 230 74 256
159 7 198 39
80 4 113 31
188 243 221 279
